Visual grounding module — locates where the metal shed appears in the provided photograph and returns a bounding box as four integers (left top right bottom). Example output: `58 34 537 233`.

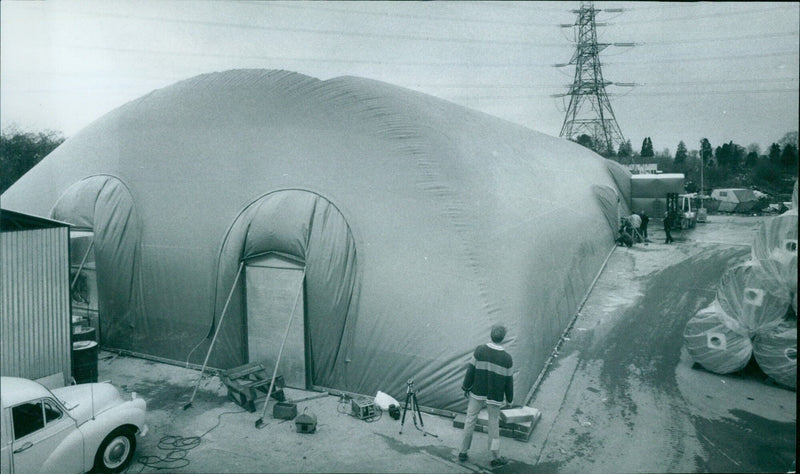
1 209 72 387
630 173 685 217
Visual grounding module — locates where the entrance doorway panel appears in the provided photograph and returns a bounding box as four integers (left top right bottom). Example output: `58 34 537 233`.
245 256 306 388
70 231 99 343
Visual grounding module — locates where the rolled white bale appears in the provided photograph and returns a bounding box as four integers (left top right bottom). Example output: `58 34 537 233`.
753 320 797 389
755 258 798 303
717 262 792 334
684 300 752 374
751 211 797 292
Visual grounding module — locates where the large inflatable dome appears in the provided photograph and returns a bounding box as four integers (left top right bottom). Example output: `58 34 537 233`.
2 69 629 410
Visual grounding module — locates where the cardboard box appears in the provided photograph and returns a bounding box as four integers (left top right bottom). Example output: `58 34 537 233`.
273 402 298 420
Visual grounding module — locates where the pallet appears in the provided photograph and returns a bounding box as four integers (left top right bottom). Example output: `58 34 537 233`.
221 362 285 412
453 407 541 442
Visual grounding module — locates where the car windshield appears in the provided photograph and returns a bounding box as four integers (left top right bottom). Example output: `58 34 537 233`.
44 385 77 412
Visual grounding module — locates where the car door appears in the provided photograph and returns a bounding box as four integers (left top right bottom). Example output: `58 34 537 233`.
11 398 82 474
1 406 12 474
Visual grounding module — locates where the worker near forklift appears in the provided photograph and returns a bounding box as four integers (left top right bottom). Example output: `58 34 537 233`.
637 209 650 241
663 212 675 244
616 218 634 247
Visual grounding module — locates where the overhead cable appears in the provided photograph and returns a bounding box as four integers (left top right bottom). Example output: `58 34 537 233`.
50 9 569 47
614 5 794 25
269 2 561 27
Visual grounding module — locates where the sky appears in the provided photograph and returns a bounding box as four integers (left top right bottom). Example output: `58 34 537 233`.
1 1 798 155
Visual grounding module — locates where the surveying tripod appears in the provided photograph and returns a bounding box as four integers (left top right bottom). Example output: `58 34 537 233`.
399 379 438 437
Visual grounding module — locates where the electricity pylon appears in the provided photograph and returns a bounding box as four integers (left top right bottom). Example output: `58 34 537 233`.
556 2 633 155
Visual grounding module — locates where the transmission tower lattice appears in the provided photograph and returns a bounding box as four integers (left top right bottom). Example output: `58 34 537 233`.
557 2 632 154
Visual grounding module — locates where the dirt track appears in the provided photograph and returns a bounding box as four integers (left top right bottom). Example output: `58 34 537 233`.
526 216 796 473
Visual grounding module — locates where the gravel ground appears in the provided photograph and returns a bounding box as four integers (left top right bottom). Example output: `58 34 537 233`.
102 214 795 473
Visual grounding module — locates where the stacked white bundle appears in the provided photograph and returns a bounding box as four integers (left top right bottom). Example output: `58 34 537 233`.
684 191 797 389
684 300 753 374
752 321 797 389
716 262 791 335
751 210 798 306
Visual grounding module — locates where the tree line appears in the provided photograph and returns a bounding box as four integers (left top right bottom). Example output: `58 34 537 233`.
574 131 799 200
1 127 66 194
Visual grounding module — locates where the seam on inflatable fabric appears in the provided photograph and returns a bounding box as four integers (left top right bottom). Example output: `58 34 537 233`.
306 194 319 251
366 99 501 318
524 243 617 406
305 76 501 320
97 175 146 336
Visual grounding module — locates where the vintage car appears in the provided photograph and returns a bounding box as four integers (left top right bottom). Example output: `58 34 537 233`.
1 376 147 473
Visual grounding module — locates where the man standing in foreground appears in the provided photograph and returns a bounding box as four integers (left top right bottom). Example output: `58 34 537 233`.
458 324 514 467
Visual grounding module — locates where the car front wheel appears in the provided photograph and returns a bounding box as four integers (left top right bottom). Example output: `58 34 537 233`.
93 427 136 473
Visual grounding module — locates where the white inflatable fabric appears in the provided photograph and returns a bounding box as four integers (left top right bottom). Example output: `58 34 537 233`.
1 70 627 410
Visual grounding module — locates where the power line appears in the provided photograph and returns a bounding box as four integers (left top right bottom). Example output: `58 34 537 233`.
8 74 795 96
606 50 798 66
68 45 563 68
640 31 799 46
270 2 561 28
625 3 704 11
613 5 794 25
53 9 570 48
611 88 799 97
447 87 797 101
36 7 800 56
418 84 562 90
640 78 799 87
66 43 800 72
417 77 798 90
469 2 579 14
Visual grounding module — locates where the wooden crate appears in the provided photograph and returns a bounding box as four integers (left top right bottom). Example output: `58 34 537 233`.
221 362 285 412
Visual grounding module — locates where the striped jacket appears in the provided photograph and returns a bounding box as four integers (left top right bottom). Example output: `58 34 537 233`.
461 342 513 405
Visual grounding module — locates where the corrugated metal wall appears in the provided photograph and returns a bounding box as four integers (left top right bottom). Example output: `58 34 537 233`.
1 227 72 384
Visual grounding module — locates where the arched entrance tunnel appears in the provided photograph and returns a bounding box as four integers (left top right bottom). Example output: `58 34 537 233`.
214 190 358 390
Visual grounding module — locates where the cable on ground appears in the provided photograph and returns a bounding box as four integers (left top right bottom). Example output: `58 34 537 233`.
127 409 245 472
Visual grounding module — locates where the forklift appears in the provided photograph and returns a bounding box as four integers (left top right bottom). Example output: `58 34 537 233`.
666 192 697 230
